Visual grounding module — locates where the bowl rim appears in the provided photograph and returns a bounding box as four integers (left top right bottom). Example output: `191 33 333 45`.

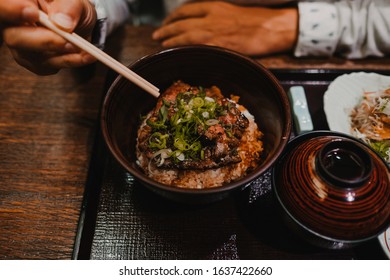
101 45 292 195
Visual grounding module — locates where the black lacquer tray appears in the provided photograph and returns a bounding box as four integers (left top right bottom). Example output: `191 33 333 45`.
72 69 388 260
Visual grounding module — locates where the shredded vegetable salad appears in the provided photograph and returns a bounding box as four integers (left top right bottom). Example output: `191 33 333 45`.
350 87 390 163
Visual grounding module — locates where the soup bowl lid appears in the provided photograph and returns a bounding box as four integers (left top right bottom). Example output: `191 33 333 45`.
272 131 390 243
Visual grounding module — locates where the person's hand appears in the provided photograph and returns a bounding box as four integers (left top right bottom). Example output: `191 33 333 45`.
153 1 298 56
1 0 97 75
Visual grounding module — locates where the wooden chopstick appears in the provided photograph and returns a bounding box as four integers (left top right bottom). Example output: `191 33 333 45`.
38 11 160 98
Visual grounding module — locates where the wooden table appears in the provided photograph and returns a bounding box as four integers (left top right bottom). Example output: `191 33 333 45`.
0 25 389 260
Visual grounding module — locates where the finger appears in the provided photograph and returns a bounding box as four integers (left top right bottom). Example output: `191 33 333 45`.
42 0 96 38
12 49 96 75
4 25 71 52
163 3 209 25
44 51 96 68
160 31 212 48
39 0 83 32
153 18 203 41
10 48 61 75
0 0 39 23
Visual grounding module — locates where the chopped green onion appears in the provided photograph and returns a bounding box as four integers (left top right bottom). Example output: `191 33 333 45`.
146 86 235 161
192 97 204 108
149 132 168 149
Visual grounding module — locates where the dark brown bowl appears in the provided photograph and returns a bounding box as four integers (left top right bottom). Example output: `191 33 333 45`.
101 45 291 203
272 131 390 249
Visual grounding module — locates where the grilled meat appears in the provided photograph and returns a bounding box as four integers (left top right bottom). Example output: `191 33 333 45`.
137 81 250 170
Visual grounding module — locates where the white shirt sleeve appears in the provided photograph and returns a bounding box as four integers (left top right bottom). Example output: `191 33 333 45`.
294 0 390 59
89 0 130 48
92 0 130 35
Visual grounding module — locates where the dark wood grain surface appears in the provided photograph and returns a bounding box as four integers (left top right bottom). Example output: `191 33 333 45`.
0 25 389 259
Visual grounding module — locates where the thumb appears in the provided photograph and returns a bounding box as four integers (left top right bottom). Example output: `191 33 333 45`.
45 0 83 32
50 12 75 32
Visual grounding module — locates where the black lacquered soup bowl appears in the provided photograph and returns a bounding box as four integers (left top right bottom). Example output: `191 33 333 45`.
272 131 390 249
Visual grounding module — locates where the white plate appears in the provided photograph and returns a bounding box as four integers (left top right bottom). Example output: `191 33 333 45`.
324 72 390 135
323 71 390 259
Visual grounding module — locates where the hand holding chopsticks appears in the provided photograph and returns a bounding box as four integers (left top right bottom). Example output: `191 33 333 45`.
37 11 160 98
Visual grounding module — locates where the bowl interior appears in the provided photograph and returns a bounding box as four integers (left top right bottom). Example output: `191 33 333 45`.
101 46 291 192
